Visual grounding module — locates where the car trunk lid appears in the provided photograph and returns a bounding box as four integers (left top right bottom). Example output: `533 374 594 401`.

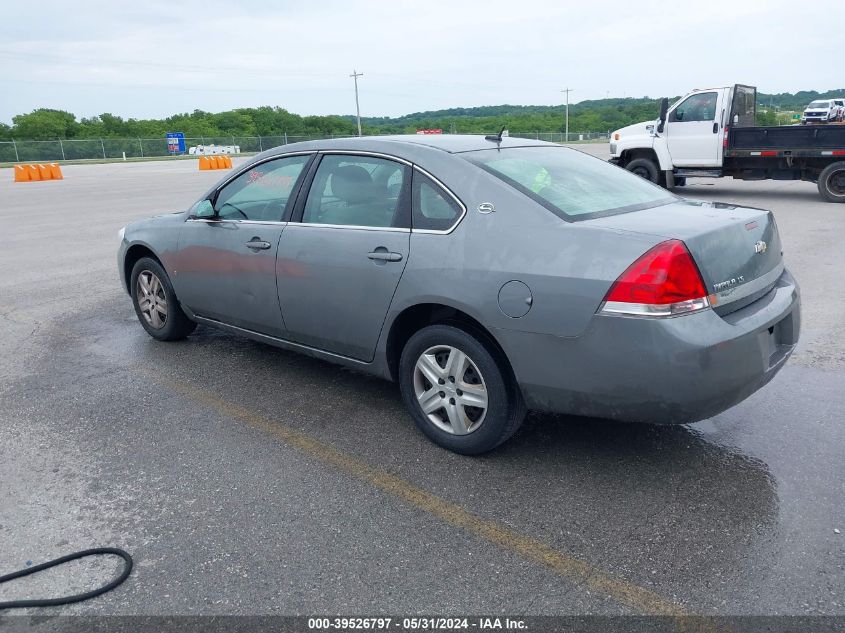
587 200 783 314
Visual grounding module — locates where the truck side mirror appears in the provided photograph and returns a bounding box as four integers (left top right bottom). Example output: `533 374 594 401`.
657 97 669 133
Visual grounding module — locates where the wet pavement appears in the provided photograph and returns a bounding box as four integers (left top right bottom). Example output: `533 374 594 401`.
0 153 843 616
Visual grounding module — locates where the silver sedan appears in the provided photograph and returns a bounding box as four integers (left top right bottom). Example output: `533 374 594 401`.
118 135 800 454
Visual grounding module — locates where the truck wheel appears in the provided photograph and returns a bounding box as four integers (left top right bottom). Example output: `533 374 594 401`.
625 158 660 184
818 162 845 203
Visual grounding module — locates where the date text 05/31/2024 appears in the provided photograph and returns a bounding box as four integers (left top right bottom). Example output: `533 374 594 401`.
308 617 528 630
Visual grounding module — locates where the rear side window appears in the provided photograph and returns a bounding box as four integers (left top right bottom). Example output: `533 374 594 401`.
301 154 409 228
214 154 310 221
467 147 675 221
412 171 463 231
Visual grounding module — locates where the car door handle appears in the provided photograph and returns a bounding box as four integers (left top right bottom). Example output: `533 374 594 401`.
245 239 272 251
713 122 719 133
367 251 403 262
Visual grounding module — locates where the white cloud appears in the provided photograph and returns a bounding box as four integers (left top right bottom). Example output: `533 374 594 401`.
0 0 840 123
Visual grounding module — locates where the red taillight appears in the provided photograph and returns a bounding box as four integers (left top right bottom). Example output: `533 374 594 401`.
723 125 729 150
601 240 710 317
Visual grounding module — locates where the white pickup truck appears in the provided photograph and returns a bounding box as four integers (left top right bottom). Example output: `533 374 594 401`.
802 99 842 124
609 84 845 202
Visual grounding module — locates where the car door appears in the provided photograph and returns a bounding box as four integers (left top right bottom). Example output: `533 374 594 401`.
174 153 313 337
276 152 411 361
665 91 722 167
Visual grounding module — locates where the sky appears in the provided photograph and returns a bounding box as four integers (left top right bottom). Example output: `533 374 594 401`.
1 0 841 124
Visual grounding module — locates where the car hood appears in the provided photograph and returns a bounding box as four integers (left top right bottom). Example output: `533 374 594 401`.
126 210 185 234
612 120 657 144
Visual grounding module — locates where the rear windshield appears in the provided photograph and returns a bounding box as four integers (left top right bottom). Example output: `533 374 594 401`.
466 146 675 221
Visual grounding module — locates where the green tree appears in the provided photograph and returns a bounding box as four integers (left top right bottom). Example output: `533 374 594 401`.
12 109 80 140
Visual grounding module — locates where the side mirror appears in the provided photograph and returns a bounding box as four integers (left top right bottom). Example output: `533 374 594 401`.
190 199 216 219
657 97 669 133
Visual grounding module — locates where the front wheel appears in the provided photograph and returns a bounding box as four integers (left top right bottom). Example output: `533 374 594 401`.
625 157 660 184
399 324 526 455
130 257 197 340
817 162 845 203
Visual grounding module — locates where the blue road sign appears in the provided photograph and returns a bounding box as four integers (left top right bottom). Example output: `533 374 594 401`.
166 132 186 154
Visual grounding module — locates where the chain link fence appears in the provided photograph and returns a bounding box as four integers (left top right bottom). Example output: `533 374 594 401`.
0 132 609 163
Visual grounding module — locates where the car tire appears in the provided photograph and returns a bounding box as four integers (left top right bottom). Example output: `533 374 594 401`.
625 158 660 184
817 161 845 203
130 257 197 341
399 324 526 455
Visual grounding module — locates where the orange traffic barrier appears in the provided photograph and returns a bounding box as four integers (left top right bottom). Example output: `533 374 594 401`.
198 155 232 170
13 163 63 183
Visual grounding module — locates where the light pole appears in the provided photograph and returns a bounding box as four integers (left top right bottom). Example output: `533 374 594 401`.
561 87 574 142
350 70 364 137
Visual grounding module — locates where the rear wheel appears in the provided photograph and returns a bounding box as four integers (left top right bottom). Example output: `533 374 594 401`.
625 157 660 184
130 257 196 341
399 324 525 455
818 162 845 203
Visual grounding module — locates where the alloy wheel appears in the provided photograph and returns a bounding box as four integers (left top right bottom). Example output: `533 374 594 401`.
413 345 488 435
137 270 168 329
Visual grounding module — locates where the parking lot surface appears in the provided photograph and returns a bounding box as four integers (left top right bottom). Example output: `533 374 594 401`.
0 150 843 616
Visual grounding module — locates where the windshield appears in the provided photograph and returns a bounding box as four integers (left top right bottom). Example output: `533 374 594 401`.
466 146 676 221
808 101 830 108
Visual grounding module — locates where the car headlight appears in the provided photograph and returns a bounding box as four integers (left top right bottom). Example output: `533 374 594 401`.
118 226 126 241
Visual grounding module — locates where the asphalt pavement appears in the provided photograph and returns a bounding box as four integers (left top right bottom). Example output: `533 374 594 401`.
0 149 843 618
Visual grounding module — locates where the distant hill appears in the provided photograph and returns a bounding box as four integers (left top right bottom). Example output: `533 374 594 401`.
348 98 675 134
758 89 845 110
3 88 844 141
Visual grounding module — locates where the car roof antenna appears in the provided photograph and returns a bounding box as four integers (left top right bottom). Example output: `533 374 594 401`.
485 126 508 142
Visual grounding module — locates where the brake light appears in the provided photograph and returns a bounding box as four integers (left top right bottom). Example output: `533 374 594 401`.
599 240 711 317
723 125 729 150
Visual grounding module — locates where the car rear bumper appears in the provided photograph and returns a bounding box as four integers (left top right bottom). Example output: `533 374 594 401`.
493 269 800 424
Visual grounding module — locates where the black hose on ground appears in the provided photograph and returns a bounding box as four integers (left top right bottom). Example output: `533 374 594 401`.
0 547 132 610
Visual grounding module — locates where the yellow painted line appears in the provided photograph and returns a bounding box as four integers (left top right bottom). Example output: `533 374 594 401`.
156 375 689 618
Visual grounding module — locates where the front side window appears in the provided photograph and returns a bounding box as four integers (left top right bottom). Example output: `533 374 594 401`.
467 146 675 221
214 154 311 221
301 154 409 228
412 171 463 231
670 92 718 122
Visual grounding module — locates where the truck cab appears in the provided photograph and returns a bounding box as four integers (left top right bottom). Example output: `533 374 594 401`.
609 84 845 202
610 85 752 182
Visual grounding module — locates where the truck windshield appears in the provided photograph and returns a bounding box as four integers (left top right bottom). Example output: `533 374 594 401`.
808 101 829 108
466 146 675 221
